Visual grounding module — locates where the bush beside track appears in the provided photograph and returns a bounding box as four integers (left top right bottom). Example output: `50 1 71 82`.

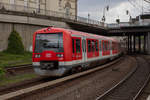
5 30 24 54
0 30 32 77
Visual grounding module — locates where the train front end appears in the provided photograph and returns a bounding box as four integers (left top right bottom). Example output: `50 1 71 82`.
32 28 68 76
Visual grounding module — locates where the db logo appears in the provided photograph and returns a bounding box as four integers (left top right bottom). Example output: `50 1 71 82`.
46 53 52 58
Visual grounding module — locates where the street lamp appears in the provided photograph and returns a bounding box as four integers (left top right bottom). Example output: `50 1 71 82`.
88 13 90 23
126 10 132 22
101 5 109 22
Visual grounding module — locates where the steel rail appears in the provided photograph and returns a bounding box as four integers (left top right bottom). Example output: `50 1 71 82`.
96 56 150 100
5 64 32 71
133 73 150 100
0 57 122 100
95 56 138 100
133 56 150 100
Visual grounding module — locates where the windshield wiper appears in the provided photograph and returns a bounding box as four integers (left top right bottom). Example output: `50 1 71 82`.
43 43 59 48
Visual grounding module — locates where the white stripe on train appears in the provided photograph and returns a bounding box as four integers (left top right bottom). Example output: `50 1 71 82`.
32 53 119 66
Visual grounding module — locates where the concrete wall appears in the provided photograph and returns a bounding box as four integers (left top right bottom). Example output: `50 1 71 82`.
0 23 12 51
0 0 77 16
0 14 71 51
0 23 44 51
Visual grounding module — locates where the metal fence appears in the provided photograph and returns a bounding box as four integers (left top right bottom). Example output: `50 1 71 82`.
107 22 150 28
0 3 105 27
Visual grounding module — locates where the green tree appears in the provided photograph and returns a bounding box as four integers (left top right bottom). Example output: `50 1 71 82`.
6 30 25 54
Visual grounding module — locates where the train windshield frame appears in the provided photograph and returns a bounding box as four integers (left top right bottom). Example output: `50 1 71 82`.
34 33 64 53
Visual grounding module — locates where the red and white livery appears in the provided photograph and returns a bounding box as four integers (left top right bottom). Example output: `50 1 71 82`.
32 27 121 76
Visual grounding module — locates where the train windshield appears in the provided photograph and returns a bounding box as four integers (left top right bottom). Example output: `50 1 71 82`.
35 33 63 53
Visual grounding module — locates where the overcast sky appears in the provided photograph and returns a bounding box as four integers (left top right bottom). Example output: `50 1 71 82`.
78 0 150 23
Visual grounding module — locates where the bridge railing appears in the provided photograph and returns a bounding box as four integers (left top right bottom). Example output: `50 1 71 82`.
0 3 105 27
107 22 150 28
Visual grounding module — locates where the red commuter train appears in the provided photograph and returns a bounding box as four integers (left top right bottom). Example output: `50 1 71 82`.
32 27 121 76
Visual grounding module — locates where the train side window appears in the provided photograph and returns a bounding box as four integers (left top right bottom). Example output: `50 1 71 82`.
99 40 102 51
91 40 95 52
72 39 75 53
108 42 110 51
110 42 112 50
115 44 117 50
106 42 109 51
96 40 98 51
112 42 115 50
88 40 91 52
104 42 106 51
76 39 81 53
102 41 105 51
105 42 107 51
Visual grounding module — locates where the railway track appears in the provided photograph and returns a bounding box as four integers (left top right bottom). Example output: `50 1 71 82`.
4 64 33 76
0 64 38 95
0 57 123 100
96 56 150 100
5 64 32 72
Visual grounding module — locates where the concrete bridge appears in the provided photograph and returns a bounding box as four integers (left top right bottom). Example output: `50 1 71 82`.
0 3 106 51
0 3 150 55
107 22 150 54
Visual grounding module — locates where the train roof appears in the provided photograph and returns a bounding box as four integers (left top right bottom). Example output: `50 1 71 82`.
35 27 118 42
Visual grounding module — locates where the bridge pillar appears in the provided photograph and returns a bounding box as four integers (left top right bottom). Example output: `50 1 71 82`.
130 34 133 53
127 34 133 54
129 34 131 53
144 34 146 53
138 35 141 53
133 34 136 53
147 32 150 54
127 34 130 53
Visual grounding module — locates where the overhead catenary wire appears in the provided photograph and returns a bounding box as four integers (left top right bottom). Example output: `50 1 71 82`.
144 0 150 3
128 0 143 12
128 0 150 13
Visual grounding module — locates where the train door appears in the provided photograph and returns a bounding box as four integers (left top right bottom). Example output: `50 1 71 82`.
87 39 91 58
107 41 110 55
99 40 102 56
87 39 99 58
91 40 95 56
95 40 99 57
82 37 87 63
72 37 82 61
112 42 117 54
110 41 113 56
102 40 110 56
72 38 76 60
102 40 105 56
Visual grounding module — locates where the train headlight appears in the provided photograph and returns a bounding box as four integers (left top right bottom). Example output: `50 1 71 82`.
35 54 41 58
57 54 63 57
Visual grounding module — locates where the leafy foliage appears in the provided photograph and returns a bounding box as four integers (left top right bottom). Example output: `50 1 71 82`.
0 52 32 68
6 30 25 54
0 67 5 78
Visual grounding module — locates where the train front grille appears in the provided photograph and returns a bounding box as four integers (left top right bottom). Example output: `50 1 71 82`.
40 61 58 70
